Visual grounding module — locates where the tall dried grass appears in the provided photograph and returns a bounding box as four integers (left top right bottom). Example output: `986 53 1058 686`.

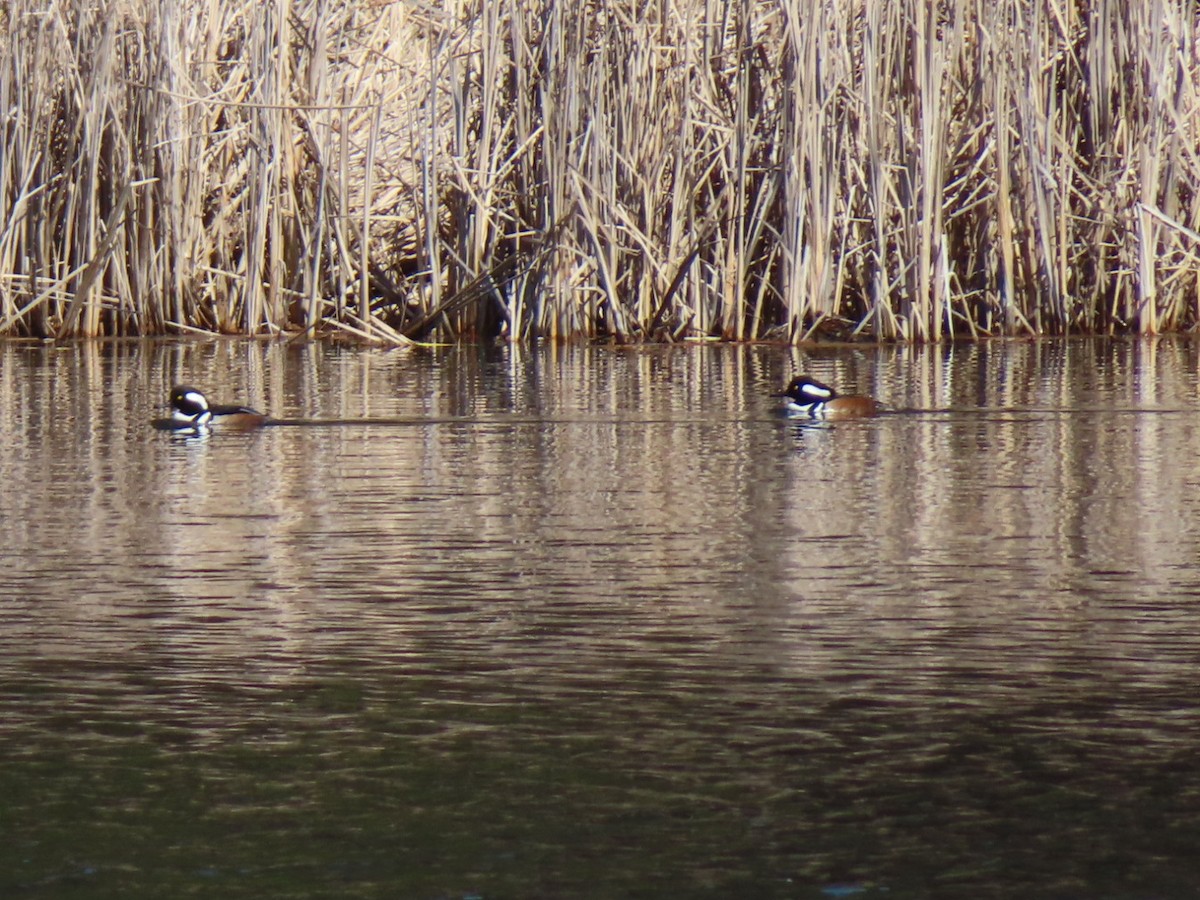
0 0 1196 343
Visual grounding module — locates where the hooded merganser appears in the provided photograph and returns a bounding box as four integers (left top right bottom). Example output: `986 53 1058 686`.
781 375 881 420
153 385 269 432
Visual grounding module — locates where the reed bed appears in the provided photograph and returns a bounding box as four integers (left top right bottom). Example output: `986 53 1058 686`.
0 0 1196 343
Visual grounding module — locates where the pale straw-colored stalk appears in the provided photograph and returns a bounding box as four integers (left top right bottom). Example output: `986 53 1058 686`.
0 0 1196 342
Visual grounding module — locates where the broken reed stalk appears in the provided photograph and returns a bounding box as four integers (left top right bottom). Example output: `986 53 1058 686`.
0 0 1195 344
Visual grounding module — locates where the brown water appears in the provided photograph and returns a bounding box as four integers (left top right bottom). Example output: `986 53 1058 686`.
3 337 1200 898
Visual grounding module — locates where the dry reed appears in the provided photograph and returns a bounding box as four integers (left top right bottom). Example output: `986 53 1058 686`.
0 0 1196 343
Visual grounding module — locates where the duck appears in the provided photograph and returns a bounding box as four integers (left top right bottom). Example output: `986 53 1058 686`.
153 385 269 432
780 375 880 420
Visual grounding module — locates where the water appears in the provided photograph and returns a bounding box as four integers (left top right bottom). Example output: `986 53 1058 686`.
2 337 1200 898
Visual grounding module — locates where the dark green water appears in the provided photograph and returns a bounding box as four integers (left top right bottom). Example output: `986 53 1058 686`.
3 337 1200 898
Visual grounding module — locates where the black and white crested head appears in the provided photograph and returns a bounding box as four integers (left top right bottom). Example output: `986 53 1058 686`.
783 376 838 413
169 385 212 426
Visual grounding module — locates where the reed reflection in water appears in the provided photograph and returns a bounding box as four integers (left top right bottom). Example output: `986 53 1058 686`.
1 338 1200 898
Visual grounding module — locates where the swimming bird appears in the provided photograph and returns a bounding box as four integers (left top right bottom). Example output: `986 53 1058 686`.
153 385 268 432
780 376 880 420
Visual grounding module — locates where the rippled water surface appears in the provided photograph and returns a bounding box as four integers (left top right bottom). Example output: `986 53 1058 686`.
3 338 1200 898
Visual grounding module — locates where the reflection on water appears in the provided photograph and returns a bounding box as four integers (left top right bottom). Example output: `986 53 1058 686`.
2 338 1200 897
